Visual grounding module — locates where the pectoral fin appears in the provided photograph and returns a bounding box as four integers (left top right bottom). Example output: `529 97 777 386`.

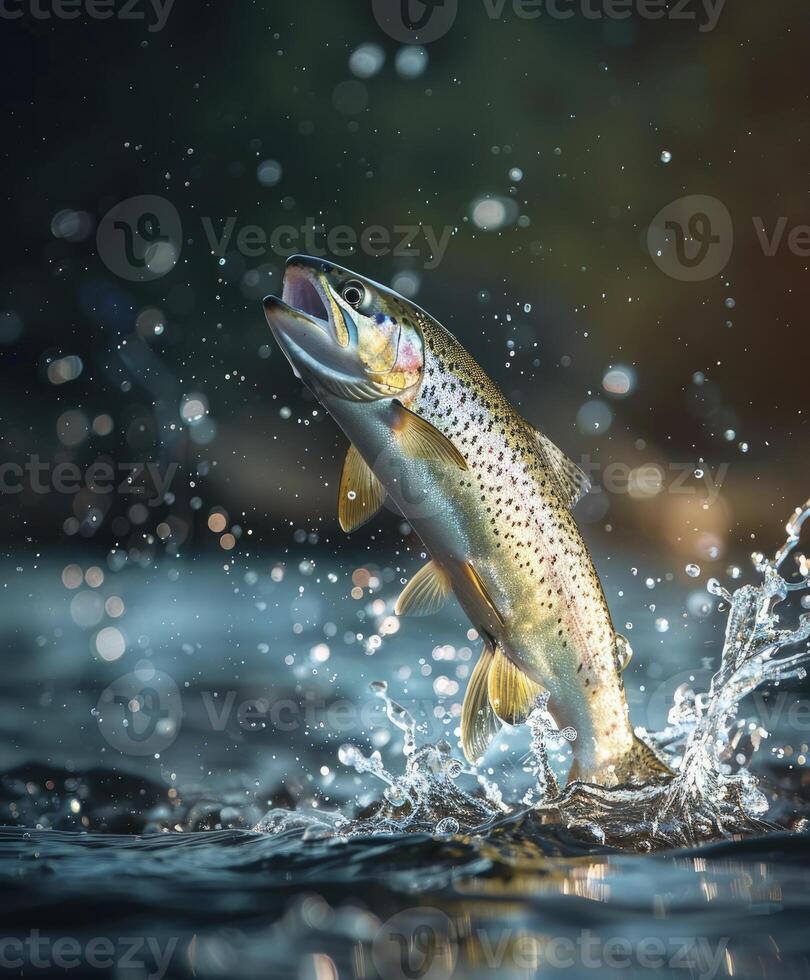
487 648 545 726
338 445 385 533
392 403 468 470
461 641 500 763
395 559 451 617
528 425 591 509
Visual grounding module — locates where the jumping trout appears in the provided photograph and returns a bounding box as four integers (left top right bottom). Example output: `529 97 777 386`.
264 256 671 786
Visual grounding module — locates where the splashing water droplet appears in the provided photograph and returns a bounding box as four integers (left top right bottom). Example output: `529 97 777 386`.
338 744 363 769
384 784 408 807
435 817 460 836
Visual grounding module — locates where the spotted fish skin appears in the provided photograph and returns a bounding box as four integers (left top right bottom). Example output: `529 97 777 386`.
263 256 670 787
402 317 639 781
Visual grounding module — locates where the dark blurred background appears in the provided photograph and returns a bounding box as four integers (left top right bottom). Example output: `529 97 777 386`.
2 0 808 562
1 0 809 786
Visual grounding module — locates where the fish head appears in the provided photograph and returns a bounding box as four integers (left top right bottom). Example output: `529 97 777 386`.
263 256 425 402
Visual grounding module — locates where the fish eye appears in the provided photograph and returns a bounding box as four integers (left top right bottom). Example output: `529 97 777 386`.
341 281 366 308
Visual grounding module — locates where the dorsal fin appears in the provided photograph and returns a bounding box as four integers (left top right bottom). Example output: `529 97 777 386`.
338 445 385 533
460 641 500 763
528 424 590 509
487 648 545 726
395 559 451 617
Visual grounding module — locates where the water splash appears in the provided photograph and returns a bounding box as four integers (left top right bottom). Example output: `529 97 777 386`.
256 681 505 839
258 499 810 851
521 692 577 806
536 497 810 848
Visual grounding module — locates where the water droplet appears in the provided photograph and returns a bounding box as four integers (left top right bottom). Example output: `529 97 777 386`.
686 563 701 578
435 817 459 836
445 759 463 779
660 150 672 164
384 784 407 807
338 744 362 768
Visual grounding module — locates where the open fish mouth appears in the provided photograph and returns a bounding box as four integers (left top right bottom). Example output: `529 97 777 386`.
263 259 382 400
263 258 340 370
280 261 332 336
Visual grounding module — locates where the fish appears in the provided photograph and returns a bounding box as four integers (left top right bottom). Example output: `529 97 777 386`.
263 255 672 787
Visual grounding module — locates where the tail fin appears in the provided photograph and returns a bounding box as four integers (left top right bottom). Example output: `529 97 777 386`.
569 735 673 787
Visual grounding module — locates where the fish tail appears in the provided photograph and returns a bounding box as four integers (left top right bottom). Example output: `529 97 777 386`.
569 735 673 787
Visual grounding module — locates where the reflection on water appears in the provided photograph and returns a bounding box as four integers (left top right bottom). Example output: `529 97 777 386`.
2 820 810 978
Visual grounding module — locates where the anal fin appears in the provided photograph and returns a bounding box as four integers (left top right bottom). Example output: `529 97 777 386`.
461 641 500 763
487 648 545 726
